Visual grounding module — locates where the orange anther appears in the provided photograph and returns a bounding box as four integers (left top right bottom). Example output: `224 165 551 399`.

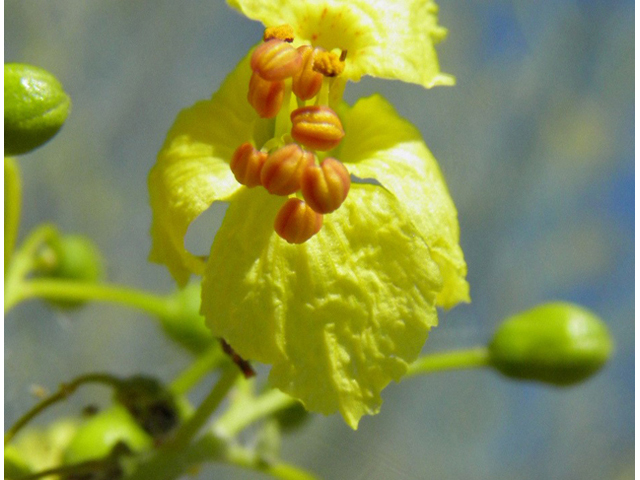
312 50 345 77
292 46 324 101
229 143 267 188
260 144 315 196
301 158 351 213
250 39 302 82
274 198 323 244
264 25 295 43
247 72 285 118
290 105 345 151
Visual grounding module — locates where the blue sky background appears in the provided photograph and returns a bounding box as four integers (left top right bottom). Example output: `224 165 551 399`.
5 1 634 479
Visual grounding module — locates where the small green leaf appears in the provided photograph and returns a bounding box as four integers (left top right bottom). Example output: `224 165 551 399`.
4 63 71 156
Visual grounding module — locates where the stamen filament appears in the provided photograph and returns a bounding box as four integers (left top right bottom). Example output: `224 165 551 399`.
315 77 330 107
274 79 293 140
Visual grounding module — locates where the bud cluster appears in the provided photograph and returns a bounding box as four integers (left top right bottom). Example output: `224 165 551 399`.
230 25 352 244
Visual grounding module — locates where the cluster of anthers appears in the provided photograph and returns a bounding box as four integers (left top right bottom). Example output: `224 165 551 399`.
229 25 351 244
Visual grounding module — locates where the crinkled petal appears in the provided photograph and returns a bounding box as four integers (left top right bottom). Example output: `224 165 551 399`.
337 94 470 308
148 54 263 284
201 185 443 429
227 0 454 88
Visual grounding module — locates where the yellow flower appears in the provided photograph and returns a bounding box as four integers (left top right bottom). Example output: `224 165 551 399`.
149 1 468 428
227 0 455 88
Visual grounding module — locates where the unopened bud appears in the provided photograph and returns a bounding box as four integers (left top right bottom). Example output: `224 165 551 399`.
292 46 324 100
5 63 71 156
301 158 350 213
261 144 314 196
248 72 285 118
37 234 104 309
291 105 345 151
230 142 267 187
274 198 323 244
488 302 613 386
250 39 302 82
264 25 295 43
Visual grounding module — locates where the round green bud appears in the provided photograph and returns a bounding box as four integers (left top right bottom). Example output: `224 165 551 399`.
160 282 214 354
43 235 104 282
5 63 71 156
38 234 104 309
4 445 32 478
488 302 613 386
63 405 152 465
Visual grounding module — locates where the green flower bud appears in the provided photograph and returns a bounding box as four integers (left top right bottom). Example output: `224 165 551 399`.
114 376 180 439
5 63 71 156
4 445 32 478
488 302 613 386
63 405 152 465
38 235 104 309
38 234 104 309
42 234 104 282
160 282 214 354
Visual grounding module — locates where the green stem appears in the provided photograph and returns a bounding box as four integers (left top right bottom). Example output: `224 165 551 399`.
225 444 320 480
124 430 319 480
5 157 22 275
4 224 59 313
170 345 225 396
169 365 239 450
214 388 296 438
9 279 172 317
4 373 122 445
405 347 491 378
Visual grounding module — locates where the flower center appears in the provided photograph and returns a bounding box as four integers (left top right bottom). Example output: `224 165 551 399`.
229 25 352 244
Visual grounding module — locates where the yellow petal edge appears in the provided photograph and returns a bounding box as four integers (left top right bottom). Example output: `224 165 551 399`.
148 54 258 284
227 0 455 88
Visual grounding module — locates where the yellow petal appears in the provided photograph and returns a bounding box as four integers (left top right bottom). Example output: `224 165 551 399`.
201 185 443 429
227 0 454 88
338 94 470 307
148 54 264 284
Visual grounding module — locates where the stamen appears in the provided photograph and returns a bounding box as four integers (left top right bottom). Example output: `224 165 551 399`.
260 144 315 196
301 158 351 214
292 46 324 101
247 72 285 118
290 105 345 151
229 143 267 188
274 198 323 244
312 51 345 77
251 39 303 82
263 25 295 43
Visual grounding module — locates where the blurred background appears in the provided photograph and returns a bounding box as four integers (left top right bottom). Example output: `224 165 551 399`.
5 1 634 479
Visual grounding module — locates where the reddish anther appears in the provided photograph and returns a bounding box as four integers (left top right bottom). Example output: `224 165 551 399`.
229 143 267 188
250 39 303 82
248 72 285 118
261 144 314 196
301 158 351 213
274 198 323 244
290 105 345 151
292 46 324 101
